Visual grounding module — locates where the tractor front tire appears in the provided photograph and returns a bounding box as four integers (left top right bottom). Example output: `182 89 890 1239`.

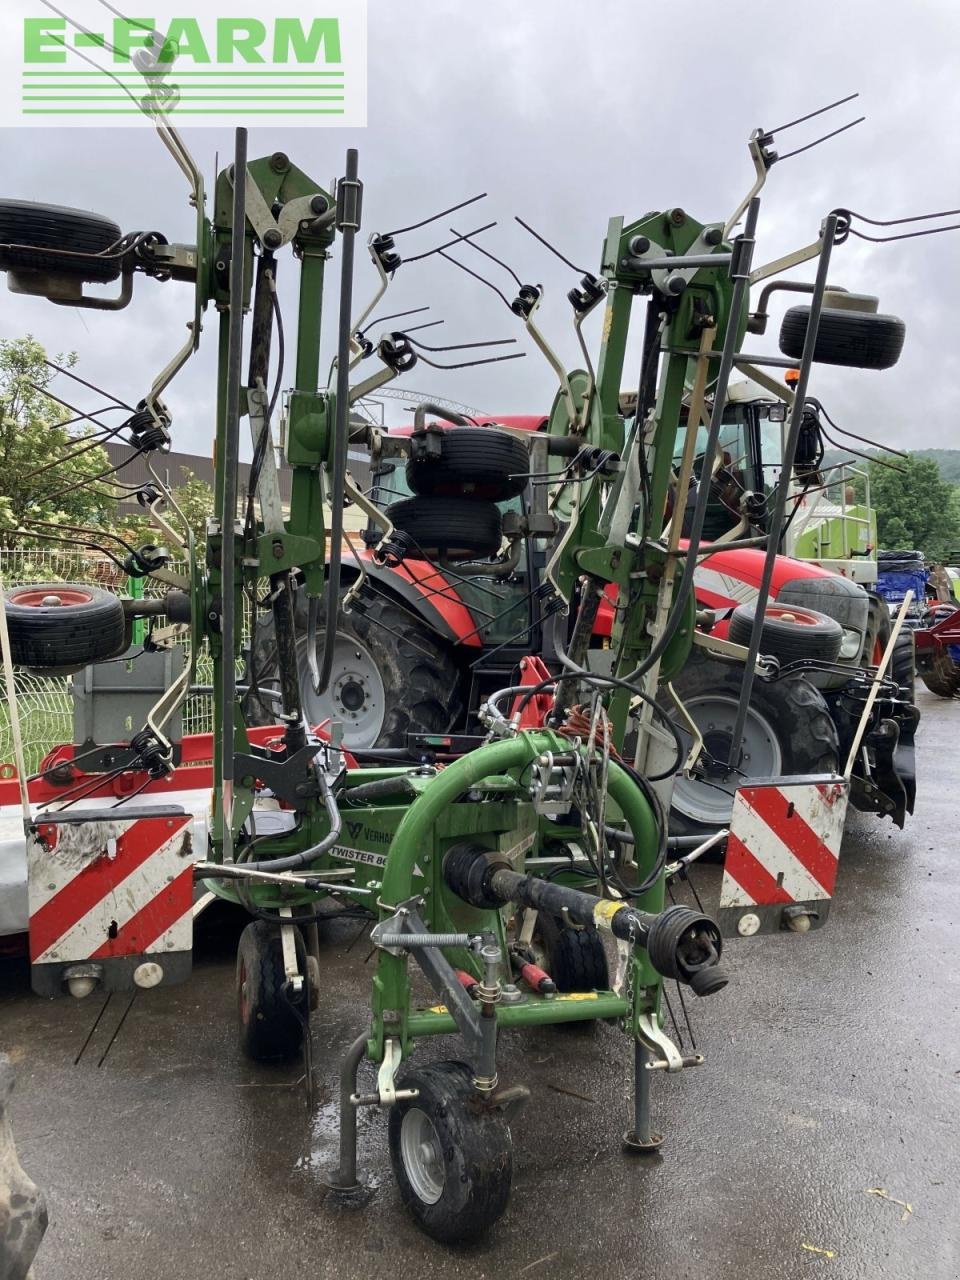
662 652 839 838
920 647 960 699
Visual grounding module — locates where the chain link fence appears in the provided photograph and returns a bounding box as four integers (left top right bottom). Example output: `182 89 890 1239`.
0 549 218 775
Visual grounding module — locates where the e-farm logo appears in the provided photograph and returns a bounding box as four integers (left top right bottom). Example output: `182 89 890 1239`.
2 1 366 127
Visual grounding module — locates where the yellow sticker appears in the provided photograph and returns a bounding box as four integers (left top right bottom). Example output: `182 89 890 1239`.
428 1005 448 1015
555 991 599 1002
593 899 625 927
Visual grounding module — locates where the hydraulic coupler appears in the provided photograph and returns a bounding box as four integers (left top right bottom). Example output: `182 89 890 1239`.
443 843 727 996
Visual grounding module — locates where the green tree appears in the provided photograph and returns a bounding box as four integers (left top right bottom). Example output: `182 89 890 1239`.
869 453 960 561
0 336 120 549
169 467 214 543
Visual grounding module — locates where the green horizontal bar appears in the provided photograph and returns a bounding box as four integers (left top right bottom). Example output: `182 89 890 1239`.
408 991 628 1037
22 108 345 114
24 95 345 101
22 70 345 76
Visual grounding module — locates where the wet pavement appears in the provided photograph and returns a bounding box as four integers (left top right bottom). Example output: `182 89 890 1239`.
1 688 958 1279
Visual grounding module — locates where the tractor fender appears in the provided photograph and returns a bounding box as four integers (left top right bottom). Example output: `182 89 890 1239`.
340 550 482 649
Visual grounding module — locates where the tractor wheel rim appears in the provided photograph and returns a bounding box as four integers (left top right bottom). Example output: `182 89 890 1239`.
12 587 93 608
671 693 782 825
765 605 822 627
400 1107 445 1205
298 631 386 750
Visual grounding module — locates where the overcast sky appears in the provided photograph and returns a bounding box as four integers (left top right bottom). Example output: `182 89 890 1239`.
1 0 957 465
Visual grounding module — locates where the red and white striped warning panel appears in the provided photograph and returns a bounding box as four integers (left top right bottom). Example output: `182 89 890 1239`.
719 777 849 938
27 811 194 997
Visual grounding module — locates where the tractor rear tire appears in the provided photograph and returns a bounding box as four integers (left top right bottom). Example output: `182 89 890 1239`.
661 652 839 837
386 496 503 561
2 583 126 669
406 428 530 501
920 647 960 699
245 586 462 751
728 601 843 665
779 305 905 370
0 200 122 282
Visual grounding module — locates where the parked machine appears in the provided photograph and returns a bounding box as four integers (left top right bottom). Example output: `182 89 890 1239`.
0 98 918 1245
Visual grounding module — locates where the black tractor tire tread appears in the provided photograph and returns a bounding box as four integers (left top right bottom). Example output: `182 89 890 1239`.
245 587 463 749
388 1060 512 1243
779 305 905 370
890 629 916 704
236 920 305 1063
3 583 126 668
547 923 609 993
662 651 839 838
920 648 960 699
728 601 843 664
406 429 530 501
386 495 502 560
0 199 122 282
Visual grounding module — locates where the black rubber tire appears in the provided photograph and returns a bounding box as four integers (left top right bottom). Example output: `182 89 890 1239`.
864 593 892 667
236 920 305 1063
245 586 463 750
661 652 839 838
546 922 609 993
0 200 122 282
406 429 530 501
878 549 923 563
779 305 905 370
728 601 843 664
386 496 502 560
890 629 916 703
388 1060 513 1243
920 647 960 699
2 583 126 668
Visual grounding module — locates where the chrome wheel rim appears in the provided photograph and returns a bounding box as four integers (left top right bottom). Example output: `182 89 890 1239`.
400 1107 445 1205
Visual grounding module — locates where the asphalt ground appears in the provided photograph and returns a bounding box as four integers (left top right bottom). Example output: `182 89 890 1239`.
1 686 957 1279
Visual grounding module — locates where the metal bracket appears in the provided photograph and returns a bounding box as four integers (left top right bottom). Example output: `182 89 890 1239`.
278 907 302 995
636 1011 702 1073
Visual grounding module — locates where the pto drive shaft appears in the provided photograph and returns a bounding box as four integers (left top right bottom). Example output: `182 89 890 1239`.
443 843 728 996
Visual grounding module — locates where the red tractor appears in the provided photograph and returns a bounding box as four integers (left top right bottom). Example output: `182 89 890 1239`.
247 409 918 833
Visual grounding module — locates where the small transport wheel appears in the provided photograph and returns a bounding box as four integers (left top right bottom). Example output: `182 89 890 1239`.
0 199 123 283
406 428 530 501
2 583 126 669
539 915 609 992
389 1060 513 1243
385 495 503 561
661 651 839 837
779 304 905 370
728 601 843 665
244 585 462 750
236 920 305 1063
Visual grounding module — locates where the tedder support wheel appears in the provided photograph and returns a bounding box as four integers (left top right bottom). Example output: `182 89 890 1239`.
385 495 503 560
728 601 843 665
388 1060 513 1243
0 200 123 283
245 586 462 751
661 651 839 838
236 920 305 1063
539 915 609 993
2 583 126 669
406 428 530 501
779 304 905 370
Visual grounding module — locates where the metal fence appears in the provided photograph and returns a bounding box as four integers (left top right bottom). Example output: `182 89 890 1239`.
0 549 217 775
